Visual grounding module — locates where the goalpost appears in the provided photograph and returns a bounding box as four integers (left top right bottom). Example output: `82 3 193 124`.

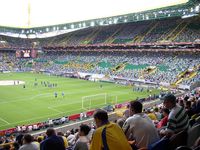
81 93 117 110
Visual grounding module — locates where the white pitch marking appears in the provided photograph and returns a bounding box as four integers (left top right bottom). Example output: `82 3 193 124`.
0 117 10 125
48 107 63 113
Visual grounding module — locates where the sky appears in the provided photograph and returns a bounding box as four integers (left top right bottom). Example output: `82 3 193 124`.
0 0 188 28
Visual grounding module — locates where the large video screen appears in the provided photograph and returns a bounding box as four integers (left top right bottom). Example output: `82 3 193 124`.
16 50 37 58
22 50 31 58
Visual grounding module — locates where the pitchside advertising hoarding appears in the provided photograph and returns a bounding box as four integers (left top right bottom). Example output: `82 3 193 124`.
16 49 37 58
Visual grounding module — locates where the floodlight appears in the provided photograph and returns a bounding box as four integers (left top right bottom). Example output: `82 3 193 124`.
99 21 103 25
90 21 95 26
195 5 199 12
114 18 118 24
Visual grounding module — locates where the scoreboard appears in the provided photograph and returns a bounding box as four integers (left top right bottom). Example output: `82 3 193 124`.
16 50 37 58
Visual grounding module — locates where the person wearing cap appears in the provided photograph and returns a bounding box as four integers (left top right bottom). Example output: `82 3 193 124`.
160 93 189 136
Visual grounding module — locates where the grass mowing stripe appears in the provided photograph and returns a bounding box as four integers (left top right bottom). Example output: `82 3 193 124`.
0 118 10 125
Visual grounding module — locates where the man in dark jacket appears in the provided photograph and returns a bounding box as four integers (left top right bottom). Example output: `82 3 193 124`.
40 128 65 150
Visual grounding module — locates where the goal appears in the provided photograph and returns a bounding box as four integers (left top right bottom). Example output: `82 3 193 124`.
81 93 117 110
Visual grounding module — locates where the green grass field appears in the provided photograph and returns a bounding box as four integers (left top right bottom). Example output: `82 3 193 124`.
0 72 160 130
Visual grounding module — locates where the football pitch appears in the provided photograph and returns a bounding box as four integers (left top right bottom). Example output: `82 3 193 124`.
0 72 160 130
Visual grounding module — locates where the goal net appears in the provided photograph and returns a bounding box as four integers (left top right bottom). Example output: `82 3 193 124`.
82 93 117 110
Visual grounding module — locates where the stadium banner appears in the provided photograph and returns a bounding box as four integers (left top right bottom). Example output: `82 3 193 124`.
77 72 105 81
78 72 105 78
77 72 91 78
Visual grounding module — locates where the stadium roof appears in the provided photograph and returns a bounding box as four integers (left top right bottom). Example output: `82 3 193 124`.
0 0 189 28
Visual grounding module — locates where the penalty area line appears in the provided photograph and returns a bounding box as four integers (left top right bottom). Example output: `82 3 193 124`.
48 107 63 113
0 117 10 125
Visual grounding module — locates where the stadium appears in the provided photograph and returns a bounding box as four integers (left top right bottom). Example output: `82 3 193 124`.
0 0 200 149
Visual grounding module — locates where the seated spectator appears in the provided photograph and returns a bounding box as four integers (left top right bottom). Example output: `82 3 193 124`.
60 116 66 124
147 108 157 121
37 135 44 143
40 128 65 150
154 107 162 120
19 134 39 150
66 130 76 146
185 101 194 119
73 124 91 150
160 94 189 136
57 132 68 149
179 100 185 108
157 108 170 129
21 125 26 133
123 101 159 149
11 142 20 150
32 124 38 131
90 109 132 150
16 134 24 146
192 97 200 114
123 104 130 119
48 118 53 127
116 118 125 128
27 125 33 132
80 112 83 121
86 127 95 142
16 126 21 133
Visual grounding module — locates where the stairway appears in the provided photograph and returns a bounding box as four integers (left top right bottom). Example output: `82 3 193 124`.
161 20 189 42
133 22 159 43
81 28 100 45
104 25 124 44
